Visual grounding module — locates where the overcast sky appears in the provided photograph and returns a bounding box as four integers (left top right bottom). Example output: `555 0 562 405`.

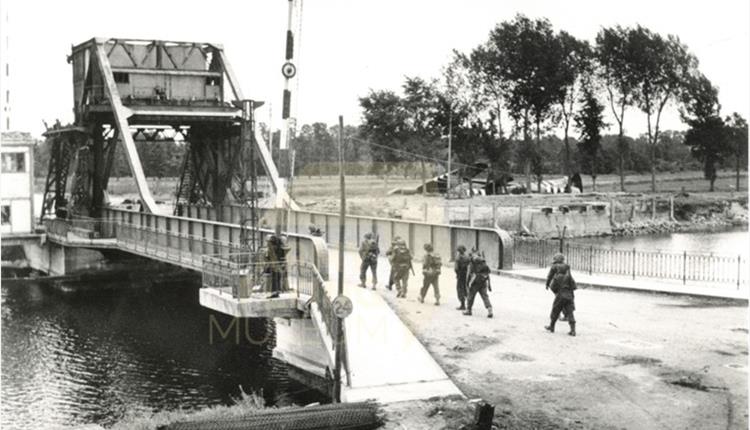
2 0 748 139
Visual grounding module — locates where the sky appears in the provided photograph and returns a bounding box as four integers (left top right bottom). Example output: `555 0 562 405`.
1 0 748 139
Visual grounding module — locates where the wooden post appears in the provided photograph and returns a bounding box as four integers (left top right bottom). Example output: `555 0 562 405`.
669 196 675 221
683 251 687 285
632 248 636 280
334 115 346 403
651 197 656 219
609 198 615 224
492 202 498 228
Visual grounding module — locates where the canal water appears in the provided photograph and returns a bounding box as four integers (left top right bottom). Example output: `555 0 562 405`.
570 227 749 257
1 280 326 429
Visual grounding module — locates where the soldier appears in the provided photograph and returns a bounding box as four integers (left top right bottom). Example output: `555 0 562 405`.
454 245 471 310
359 232 380 289
385 236 403 291
390 239 413 298
544 253 577 336
419 243 442 305
463 252 493 318
263 234 290 298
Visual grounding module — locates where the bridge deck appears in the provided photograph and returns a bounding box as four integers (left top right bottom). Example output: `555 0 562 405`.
329 250 462 403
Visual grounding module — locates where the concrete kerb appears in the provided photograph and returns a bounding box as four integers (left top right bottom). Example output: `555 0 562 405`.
497 269 749 303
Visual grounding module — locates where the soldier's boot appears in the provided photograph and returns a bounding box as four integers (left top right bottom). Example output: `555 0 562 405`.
568 322 576 337
358 279 366 288
418 295 424 304
456 301 465 311
486 307 493 318
545 319 556 333
434 299 440 306
462 308 472 316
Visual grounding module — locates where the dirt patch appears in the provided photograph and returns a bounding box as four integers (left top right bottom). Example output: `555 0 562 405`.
661 370 728 392
496 352 535 362
612 355 663 367
449 334 500 354
659 297 747 309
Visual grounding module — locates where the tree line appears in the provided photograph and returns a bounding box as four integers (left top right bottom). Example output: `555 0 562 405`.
355 14 748 192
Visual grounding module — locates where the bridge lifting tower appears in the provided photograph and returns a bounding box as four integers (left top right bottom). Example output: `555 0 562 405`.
40 37 295 219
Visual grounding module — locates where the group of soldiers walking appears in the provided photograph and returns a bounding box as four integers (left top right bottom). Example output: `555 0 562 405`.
357 233 578 335
358 233 494 318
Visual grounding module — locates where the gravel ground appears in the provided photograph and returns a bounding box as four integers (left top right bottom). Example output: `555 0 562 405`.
373 266 748 429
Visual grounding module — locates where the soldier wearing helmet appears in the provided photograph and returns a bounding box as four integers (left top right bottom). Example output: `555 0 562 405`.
419 243 442 305
358 232 380 289
463 250 493 318
544 253 577 336
454 245 471 310
387 237 413 298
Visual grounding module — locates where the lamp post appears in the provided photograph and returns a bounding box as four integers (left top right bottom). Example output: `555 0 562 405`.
447 109 452 198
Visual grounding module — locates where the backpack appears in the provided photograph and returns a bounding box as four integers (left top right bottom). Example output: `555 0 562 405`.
393 245 411 265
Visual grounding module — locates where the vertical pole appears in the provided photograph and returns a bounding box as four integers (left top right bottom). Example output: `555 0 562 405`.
518 201 524 231
447 108 452 197
651 197 656 220
683 251 687 285
589 246 593 275
632 248 636 280
469 201 474 227
492 202 498 228
333 115 345 403
669 196 675 221
609 198 614 224
737 255 741 290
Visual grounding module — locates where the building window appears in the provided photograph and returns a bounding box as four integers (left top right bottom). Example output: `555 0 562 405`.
1 205 10 225
113 72 130 84
1 152 25 173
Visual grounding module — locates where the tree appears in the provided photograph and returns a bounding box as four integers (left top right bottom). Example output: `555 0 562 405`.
627 27 697 192
596 26 638 191
680 74 730 191
481 15 569 191
555 32 591 176
359 89 409 175
725 113 748 191
574 80 607 190
401 77 443 195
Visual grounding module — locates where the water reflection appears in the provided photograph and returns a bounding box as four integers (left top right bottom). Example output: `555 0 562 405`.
571 228 749 256
1 280 325 429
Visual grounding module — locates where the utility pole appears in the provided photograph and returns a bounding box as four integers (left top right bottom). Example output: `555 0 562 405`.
333 115 346 402
447 108 452 198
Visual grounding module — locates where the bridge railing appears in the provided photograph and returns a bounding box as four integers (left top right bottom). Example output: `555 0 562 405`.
102 208 329 279
514 238 748 287
42 216 116 240
177 204 514 270
201 255 317 299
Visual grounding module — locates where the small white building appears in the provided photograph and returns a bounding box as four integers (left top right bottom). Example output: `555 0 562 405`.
1 131 34 234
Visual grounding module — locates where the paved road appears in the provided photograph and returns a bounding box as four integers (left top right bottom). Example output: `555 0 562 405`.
333 249 748 429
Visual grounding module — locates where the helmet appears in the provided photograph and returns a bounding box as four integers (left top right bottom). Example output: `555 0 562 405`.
457 245 466 253
553 253 565 263
423 243 433 252
364 233 373 239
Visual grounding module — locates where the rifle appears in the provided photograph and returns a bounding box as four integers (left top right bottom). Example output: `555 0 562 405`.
409 260 415 276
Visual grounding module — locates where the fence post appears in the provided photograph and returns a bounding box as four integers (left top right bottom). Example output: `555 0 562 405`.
683 251 687 285
632 248 636 280
469 201 474 227
589 246 593 275
651 197 656 220
738 255 742 290
492 202 498 228
669 196 675 221
609 198 615 224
